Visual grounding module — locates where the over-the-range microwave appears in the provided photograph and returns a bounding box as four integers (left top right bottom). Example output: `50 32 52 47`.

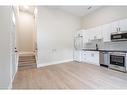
111 32 127 42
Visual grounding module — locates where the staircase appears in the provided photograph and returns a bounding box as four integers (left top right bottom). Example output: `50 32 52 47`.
18 55 37 70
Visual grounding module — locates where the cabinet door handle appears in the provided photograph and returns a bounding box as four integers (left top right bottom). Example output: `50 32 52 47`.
116 28 118 32
119 27 120 31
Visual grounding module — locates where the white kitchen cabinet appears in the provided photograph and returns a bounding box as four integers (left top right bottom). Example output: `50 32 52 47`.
102 21 122 42
102 23 112 42
83 30 90 44
110 20 119 33
93 26 102 39
83 26 102 44
88 28 95 40
82 51 99 66
83 26 102 43
83 18 127 43
110 18 127 33
73 50 82 62
119 18 127 32
88 51 99 66
82 51 90 62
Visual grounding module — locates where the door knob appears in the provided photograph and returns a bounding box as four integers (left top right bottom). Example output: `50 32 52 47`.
15 50 18 52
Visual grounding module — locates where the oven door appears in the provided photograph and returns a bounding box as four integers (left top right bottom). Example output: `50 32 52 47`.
109 53 126 72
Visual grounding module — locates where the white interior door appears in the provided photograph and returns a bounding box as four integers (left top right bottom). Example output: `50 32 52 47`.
11 10 18 80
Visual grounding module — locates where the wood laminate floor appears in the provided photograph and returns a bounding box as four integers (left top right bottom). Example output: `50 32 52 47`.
13 61 127 89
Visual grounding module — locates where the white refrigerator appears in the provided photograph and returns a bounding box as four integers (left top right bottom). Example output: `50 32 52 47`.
73 31 83 62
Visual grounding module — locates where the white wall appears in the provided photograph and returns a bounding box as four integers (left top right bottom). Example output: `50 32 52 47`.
83 6 127 29
0 6 12 89
17 11 35 53
37 7 81 67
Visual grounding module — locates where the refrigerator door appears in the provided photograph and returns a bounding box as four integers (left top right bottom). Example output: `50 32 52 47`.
73 50 82 62
73 36 83 62
74 36 83 50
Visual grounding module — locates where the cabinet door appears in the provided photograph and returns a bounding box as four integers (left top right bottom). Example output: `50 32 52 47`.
102 23 112 42
82 51 99 66
85 51 99 66
92 51 99 65
93 26 102 39
82 51 87 62
82 51 90 62
119 18 127 32
83 30 89 44
85 51 91 62
73 50 82 62
111 21 119 33
88 28 94 41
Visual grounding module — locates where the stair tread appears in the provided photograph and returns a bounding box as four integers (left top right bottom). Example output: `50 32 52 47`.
18 66 37 71
19 63 36 65
18 64 36 67
19 56 35 58
18 55 37 70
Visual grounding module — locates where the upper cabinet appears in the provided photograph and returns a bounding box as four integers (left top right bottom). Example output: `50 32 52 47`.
102 23 112 42
88 28 94 41
111 18 127 33
110 21 119 33
88 26 102 40
102 18 127 42
83 30 89 44
93 26 102 40
118 18 127 32
83 26 103 44
82 18 127 43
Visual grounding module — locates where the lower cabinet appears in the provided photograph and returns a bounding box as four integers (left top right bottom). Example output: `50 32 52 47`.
73 50 82 62
82 51 99 66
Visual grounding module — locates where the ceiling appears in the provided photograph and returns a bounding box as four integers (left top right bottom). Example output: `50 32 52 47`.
19 6 35 14
54 6 102 17
19 6 102 17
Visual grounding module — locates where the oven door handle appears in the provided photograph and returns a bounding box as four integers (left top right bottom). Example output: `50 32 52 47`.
110 54 126 56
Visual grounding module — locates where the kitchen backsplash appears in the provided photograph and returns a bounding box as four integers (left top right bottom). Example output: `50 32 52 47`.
83 39 127 51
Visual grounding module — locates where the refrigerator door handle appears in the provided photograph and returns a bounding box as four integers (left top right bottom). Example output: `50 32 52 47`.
74 38 77 49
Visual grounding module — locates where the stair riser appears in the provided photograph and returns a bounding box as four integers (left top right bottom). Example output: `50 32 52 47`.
19 57 35 59
19 58 35 60
18 66 37 71
18 63 36 66
19 59 35 60
19 61 36 63
19 57 35 58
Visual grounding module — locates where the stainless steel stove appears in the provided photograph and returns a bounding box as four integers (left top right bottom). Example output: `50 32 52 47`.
109 52 127 72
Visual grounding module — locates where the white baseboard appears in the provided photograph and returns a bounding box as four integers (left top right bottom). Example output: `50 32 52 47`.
8 83 12 89
37 59 73 68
